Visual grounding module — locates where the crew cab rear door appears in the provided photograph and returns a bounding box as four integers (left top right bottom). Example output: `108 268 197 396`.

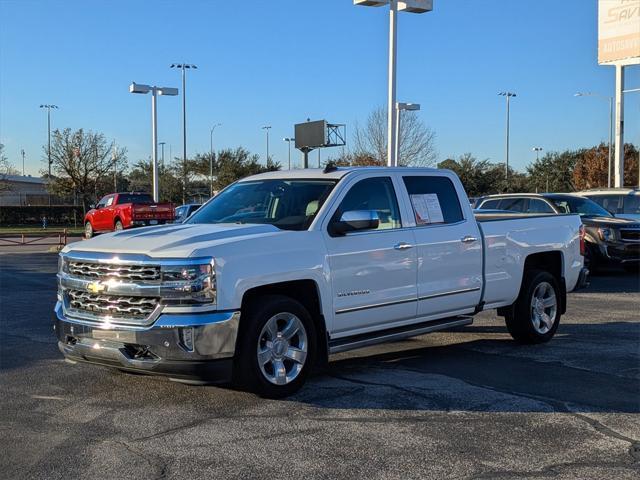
399 173 483 317
322 173 418 335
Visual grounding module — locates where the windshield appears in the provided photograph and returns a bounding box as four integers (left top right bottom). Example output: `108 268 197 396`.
548 196 613 217
118 193 153 204
187 179 337 231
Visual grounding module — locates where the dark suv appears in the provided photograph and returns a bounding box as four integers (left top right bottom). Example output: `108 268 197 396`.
476 193 640 272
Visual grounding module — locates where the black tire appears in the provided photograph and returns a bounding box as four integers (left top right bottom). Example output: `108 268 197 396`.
585 243 601 274
114 220 124 231
84 221 94 239
504 269 561 344
234 295 316 398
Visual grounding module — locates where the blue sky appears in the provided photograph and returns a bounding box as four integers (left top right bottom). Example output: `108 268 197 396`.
1 0 638 176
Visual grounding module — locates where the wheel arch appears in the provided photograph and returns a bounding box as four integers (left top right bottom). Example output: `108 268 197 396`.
239 279 329 365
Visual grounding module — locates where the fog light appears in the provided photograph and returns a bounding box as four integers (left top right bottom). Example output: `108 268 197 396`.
180 327 194 352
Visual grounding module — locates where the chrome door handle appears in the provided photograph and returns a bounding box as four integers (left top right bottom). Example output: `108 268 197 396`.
394 242 413 250
461 236 478 243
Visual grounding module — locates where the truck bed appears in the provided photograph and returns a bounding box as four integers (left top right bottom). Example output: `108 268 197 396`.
477 213 583 310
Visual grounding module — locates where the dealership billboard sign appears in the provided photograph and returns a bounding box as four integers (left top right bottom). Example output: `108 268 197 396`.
598 0 640 64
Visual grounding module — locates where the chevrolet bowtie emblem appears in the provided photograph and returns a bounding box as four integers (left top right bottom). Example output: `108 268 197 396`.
87 282 107 294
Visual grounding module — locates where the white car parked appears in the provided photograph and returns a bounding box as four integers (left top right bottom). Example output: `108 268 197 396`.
576 188 640 222
55 167 588 397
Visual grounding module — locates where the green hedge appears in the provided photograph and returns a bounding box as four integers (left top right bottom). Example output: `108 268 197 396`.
0 206 84 226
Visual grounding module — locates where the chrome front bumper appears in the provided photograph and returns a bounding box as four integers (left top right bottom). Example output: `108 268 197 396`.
54 302 239 382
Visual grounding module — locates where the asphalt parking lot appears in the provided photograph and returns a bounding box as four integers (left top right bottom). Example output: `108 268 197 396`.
0 252 638 480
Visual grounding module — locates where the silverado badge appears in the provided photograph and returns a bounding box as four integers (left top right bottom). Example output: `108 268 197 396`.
87 282 107 294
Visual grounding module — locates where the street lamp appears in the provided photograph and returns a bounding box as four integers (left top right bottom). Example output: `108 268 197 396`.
354 0 433 167
532 146 543 161
395 102 420 164
283 137 295 170
498 92 516 187
209 123 222 197
129 82 179 202
262 126 272 162
575 92 613 188
20 149 25 176
170 63 197 203
158 142 166 166
39 104 58 177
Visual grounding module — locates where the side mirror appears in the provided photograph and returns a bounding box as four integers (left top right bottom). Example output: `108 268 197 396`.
331 210 379 236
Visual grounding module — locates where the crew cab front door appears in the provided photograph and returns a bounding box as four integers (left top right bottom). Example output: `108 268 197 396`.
93 194 114 231
323 175 417 336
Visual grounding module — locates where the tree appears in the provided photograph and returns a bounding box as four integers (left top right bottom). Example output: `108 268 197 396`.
45 128 127 210
0 143 19 193
526 150 580 193
127 159 183 203
353 106 437 166
209 147 280 191
573 143 639 190
437 154 527 195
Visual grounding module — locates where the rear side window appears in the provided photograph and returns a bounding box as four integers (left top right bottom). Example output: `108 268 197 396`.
403 176 464 224
527 199 555 213
498 198 527 212
589 195 620 214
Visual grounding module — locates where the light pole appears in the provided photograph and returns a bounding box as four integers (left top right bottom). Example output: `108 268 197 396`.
262 126 272 162
39 104 58 177
283 138 295 170
354 0 433 167
158 142 166 166
575 92 613 188
532 147 545 191
532 146 543 161
170 63 197 203
209 123 222 197
498 92 516 188
129 82 178 202
395 102 420 164
20 149 25 176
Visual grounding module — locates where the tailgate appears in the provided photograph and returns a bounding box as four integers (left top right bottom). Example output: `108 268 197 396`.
132 203 174 220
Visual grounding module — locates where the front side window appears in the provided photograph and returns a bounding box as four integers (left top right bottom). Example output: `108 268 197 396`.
403 176 463 224
479 199 501 210
188 179 337 231
105 196 114 207
334 177 401 230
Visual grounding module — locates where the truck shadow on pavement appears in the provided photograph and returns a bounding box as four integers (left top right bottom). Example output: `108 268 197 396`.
294 321 640 414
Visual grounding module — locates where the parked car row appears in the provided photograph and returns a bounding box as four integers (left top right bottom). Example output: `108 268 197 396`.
475 188 640 272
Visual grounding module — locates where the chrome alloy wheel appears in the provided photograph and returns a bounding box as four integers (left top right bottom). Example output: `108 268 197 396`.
530 281 557 334
257 312 308 385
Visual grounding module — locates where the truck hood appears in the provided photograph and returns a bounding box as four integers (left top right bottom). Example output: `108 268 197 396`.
65 223 284 257
581 216 640 229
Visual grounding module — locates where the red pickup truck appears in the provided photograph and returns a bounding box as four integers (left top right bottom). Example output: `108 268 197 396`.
84 192 174 238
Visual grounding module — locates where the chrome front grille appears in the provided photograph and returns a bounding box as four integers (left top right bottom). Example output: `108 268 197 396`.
67 261 161 282
66 289 158 319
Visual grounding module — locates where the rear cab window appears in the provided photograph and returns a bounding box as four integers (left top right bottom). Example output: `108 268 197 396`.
402 176 464 225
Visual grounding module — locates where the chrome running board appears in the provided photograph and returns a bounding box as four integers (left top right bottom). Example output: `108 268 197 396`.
328 315 474 354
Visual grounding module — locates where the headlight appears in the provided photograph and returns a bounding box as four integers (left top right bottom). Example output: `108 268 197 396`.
598 227 614 242
160 260 216 305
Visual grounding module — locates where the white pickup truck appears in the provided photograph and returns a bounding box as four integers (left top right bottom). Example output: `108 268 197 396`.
55 167 588 397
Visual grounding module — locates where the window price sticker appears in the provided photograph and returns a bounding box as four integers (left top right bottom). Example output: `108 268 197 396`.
410 194 444 225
